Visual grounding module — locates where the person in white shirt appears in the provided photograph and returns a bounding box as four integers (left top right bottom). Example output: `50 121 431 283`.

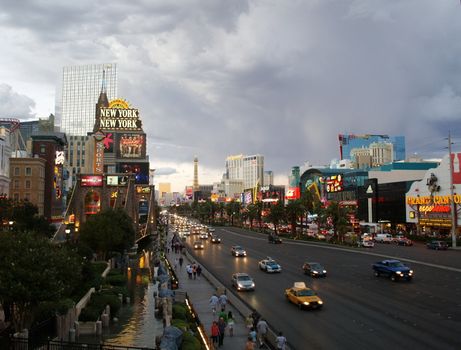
209 293 219 315
275 331 287 350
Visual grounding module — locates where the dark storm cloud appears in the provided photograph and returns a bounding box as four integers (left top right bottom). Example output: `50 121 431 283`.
1 0 461 189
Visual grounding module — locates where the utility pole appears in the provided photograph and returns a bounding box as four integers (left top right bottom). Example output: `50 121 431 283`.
448 131 457 248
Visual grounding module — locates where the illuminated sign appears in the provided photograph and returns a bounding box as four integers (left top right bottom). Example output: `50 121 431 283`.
419 205 450 213
117 133 146 159
407 194 461 205
285 187 300 200
93 131 105 174
136 186 151 194
321 175 343 193
118 163 149 184
103 133 114 153
99 107 142 131
106 176 119 186
109 99 130 109
81 175 103 187
55 151 65 165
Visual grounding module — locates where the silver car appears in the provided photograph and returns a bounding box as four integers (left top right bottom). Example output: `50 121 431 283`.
231 273 255 291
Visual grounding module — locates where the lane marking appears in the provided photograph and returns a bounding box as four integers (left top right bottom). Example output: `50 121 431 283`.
220 229 461 273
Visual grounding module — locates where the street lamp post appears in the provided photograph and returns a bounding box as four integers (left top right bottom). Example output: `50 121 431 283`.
448 132 457 248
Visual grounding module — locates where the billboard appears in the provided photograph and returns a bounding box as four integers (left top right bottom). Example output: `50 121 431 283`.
106 175 119 186
116 133 146 159
118 162 150 184
136 186 151 194
81 175 103 187
285 187 300 200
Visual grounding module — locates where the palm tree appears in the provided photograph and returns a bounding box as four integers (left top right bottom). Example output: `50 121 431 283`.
266 201 285 235
285 200 305 238
324 201 351 242
255 201 263 230
247 204 259 230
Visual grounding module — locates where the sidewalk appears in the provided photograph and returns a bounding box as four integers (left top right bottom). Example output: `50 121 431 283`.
166 244 249 349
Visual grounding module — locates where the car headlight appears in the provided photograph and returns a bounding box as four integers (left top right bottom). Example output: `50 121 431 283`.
323 270 327 273
313 271 318 274
396 271 402 275
318 300 323 305
409 270 413 275
303 302 310 305
250 283 255 287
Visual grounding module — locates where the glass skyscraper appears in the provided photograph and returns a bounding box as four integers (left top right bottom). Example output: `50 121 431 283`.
339 134 406 161
60 63 117 136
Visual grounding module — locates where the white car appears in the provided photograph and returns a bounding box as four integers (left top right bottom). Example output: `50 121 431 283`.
199 232 208 239
258 258 282 273
361 240 374 248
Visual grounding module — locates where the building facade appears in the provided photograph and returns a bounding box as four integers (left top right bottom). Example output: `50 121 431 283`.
225 154 264 189
9 157 46 215
339 134 405 163
0 127 11 195
30 132 67 222
60 63 117 136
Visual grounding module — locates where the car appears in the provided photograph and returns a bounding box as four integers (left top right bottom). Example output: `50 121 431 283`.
375 233 393 243
210 235 221 244
268 234 283 244
395 236 413 246
231 273 255 291
199 232 208 240
372 259 413 281
258 257 282 273
361 240 374 248
207 226 215 233
426 240 449 250
285 282 323 309
193 241 204 249
302 262 327 277
231 245 247 257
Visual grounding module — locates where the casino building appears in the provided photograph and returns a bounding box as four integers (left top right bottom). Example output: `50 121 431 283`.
63 83 154 238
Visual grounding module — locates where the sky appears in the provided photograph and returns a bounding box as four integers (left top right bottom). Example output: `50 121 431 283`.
1 0 461 192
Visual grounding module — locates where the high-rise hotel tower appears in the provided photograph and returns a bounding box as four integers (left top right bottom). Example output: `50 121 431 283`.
60 63 117 136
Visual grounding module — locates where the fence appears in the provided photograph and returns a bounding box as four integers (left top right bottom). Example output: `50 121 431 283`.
9 337 155 350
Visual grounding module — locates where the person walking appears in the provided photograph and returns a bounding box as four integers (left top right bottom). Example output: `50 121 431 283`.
186 264 193 279
227 311 235 337
219 292 228 311
192 263 197 279
218 309 228 323
217 316 227 347
249 327 257 345
173 257 178 270
210 321 220 347
245 314 254 330
245 336 255 350
275 331 287 350
196 264 202 278
179 256 184 269
257 318 268 347
209 293 219 315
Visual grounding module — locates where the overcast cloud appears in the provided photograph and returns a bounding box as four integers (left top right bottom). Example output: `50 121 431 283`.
1 0 461 191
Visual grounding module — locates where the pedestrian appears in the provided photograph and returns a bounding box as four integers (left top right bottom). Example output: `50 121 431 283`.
209 293 219 315
218 309 228 323
196 264 202 278
186 264 193 279
256 318 268 347
227 311 235 337
275 331 287 350
217 317 227 347
210 321 220 346
245 314 254 330
173 257 178 270
192 262 197 279
219 292 228 311
179 256 184 269
249 327 257 345
251 310 260 330
245 336 255 350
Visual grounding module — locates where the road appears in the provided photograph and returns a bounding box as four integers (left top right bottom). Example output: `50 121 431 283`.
186 226 461 350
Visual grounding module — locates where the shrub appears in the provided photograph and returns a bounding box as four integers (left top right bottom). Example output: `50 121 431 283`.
105 274 126 286
79 306 100 322
173 303 188 320
181 331 201 350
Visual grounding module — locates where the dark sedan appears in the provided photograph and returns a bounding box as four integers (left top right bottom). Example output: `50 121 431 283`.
372 259 413 281
426 240 449 250
302 262 327 277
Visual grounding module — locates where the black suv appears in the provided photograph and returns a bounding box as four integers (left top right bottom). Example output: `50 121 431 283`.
268 234 282 244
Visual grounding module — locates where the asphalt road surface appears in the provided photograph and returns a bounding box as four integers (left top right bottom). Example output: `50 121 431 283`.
185 226 461 350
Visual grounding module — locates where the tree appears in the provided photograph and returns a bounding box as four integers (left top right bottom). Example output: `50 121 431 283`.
266 201 285 235
247 204 259 230
79 208 135 260
0 232 82 332
285 200 305 238
324 201 351 242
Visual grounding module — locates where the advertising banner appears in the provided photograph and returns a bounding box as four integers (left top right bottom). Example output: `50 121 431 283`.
81 175 103 187
285 187 300 200
116 133 146 159
118 162 150 184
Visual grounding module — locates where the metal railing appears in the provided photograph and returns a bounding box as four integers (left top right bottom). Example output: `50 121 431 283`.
9 337 155 350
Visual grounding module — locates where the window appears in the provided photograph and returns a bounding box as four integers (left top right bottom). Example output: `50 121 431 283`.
14 180 19 189
24 193 30 201
14 167 20 176
25 167 32 176
13 193 19 201
25 180 31 189
40 145 46 153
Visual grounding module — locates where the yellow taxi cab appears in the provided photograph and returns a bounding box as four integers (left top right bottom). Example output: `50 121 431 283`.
284 282 323 309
